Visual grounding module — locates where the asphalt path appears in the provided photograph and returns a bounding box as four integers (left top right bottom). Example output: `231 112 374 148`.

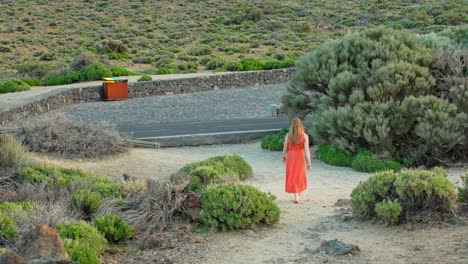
118 116 289 140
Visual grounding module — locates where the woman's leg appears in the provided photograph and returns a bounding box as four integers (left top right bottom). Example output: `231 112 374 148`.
294 193 300 203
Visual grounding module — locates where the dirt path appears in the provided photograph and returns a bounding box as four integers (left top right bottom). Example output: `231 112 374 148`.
32 143 468 264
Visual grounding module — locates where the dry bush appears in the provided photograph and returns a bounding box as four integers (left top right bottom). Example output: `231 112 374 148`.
17 115 128 158
431 48 467 97
0 134 27 172
97 179 188 232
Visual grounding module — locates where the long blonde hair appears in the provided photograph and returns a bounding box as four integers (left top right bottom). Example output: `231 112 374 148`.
288 118 305 145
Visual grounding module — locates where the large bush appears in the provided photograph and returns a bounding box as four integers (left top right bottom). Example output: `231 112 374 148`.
57 221 107 264
283 28 467 166
201 184 280 231
172 154 253 190
351 150 402 173
316 143 354 167
350 169 457 224
0 78 30 94
17 115 128 158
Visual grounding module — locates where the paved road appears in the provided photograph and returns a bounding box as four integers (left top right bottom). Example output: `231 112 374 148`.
118 116 289 139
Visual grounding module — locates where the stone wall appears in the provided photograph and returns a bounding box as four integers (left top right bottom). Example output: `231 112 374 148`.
0 68 294 125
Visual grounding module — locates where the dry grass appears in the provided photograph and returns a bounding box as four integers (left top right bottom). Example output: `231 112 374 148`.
17 115 128 159
0 134 27 171
97 179 188 232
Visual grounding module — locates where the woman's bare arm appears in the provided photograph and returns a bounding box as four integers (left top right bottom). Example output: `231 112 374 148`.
283 134 288 162
304 135 311 169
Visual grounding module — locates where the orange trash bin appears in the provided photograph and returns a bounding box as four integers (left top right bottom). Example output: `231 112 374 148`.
103 77 128 100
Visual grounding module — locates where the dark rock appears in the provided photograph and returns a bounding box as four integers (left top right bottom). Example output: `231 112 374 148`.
334 199 350 207
0 250 24 264
17 225 71 263
313 239 360 255
450 216 465 226
182 192 202 221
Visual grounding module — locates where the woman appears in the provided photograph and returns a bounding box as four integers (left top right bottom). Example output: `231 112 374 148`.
283 118 311 204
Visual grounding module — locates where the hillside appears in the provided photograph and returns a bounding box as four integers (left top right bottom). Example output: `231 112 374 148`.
0 0 467 78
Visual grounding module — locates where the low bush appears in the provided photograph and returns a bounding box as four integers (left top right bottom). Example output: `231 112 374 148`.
0 78 30 94
57 221 107 264
351 150 402 173
188 45 212 56
72 189 101 215
20 77 40 86
156 67 175 74
222 61 243 71
69 52 98 71
239 58 264 71
174 154 253 190
41 71 81 86
0 134 27 172
201 184 280 231
110 66 134 76
205 57 226 70
92 214 133 243
80 63 112 81
351 169 457 224
316 144 354 167
18 164 123 197
137 74 152 82
261 129 288 151
0 202 32 239
17 115 128 158
458 172 468 204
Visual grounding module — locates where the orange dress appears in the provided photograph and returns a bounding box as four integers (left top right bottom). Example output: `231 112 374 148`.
285 134 307 193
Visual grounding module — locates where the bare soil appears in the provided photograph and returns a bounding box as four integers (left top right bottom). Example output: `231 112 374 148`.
31 143 468 264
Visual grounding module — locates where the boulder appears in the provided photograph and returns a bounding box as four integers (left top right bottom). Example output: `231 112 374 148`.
17 225 72 264
0 250 24 264
313 239 360 255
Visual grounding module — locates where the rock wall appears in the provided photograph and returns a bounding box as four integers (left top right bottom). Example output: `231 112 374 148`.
0 68 294 125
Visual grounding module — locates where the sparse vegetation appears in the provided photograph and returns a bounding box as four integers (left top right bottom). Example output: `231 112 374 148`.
1 1 466 86
138 74 152 82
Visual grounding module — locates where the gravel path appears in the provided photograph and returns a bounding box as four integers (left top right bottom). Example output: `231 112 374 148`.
43 84 287 127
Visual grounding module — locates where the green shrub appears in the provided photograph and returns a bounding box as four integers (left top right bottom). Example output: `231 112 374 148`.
80 63 112 81
108 52 130 60
156 67 175 74
205 57 226 70
374 199 403 224
18 164 123 197
0 248 6 254
261 129 288 151
57 221 107 264
0 212 16 239
110 66 133 76
0 78 30 94
351 169 457 224
174 154 253 190
72 189 101 215
457 172 468 204
138 74 152 82
222 61 243 71
41 71 81 86
0 134 27 171
92 214 133 243
239 58 264 71
351 151 402 173
69 52 98 71
0 202 32 239
20 77 40 86
201 184 280 231
316 144 354 167
188 45 212 56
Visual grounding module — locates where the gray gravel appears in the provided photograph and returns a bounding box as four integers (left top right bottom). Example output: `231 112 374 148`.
47 84 287 127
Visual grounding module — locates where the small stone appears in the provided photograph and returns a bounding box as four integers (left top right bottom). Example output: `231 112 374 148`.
450 217 465 226
192 236 206 243
313 239 360 255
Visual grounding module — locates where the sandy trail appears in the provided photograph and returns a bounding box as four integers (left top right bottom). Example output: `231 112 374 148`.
32 143 468 264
